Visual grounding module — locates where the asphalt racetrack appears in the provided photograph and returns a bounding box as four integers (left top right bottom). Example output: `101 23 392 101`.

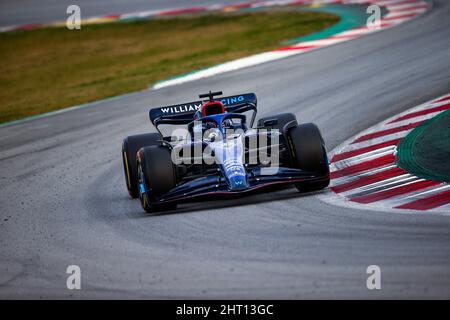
0 0 248 27
1 0 450 298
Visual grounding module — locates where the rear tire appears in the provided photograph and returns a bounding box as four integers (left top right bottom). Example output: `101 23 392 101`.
288 123 330 192
136 146 177 213
122 133 162 198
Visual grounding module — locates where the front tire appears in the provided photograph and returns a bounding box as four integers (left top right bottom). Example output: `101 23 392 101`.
288 123 330 191
136 146 177 213
122 133 162 198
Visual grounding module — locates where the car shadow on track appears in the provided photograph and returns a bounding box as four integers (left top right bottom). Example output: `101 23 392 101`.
129 186 330 218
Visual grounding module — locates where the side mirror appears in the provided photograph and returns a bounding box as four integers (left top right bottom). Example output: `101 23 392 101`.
262 119 278 127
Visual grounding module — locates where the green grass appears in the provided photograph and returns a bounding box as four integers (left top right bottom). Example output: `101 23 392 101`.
397 109 450 183
0 11 339 123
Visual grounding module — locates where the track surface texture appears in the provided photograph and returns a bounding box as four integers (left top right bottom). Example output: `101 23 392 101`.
1 0 450 299
0 0 248 27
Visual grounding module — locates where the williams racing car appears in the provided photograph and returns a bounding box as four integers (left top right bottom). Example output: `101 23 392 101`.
122 91 330 212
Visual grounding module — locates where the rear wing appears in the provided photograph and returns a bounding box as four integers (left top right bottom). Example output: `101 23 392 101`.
149 93 257 127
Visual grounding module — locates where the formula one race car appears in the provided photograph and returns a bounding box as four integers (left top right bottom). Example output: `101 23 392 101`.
122 91 329 212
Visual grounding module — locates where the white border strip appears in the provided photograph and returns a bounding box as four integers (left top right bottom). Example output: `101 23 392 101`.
152 0 429 89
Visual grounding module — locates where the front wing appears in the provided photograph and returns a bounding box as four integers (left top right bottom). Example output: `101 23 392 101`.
149 167 329 204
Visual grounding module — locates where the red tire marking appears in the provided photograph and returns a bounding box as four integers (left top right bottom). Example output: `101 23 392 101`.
384 0 424 6
382 13 418 21
331 139 401 163
395 189 450 210
17 24 42 30
388 4 428 13
331 167 407 193
225 3 253 9
433 95 450 104
104 14 121 19
351 180 442 204
289 0 316 5
330 154 395 179
157 7 207 16
275 45 318 52
352 120 423 143
352 23 395 32
388 102 450 123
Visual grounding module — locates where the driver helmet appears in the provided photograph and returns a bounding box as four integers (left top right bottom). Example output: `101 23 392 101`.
194 101 226 120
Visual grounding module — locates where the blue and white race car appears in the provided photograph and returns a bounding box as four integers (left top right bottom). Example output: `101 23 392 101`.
122 91 330 212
